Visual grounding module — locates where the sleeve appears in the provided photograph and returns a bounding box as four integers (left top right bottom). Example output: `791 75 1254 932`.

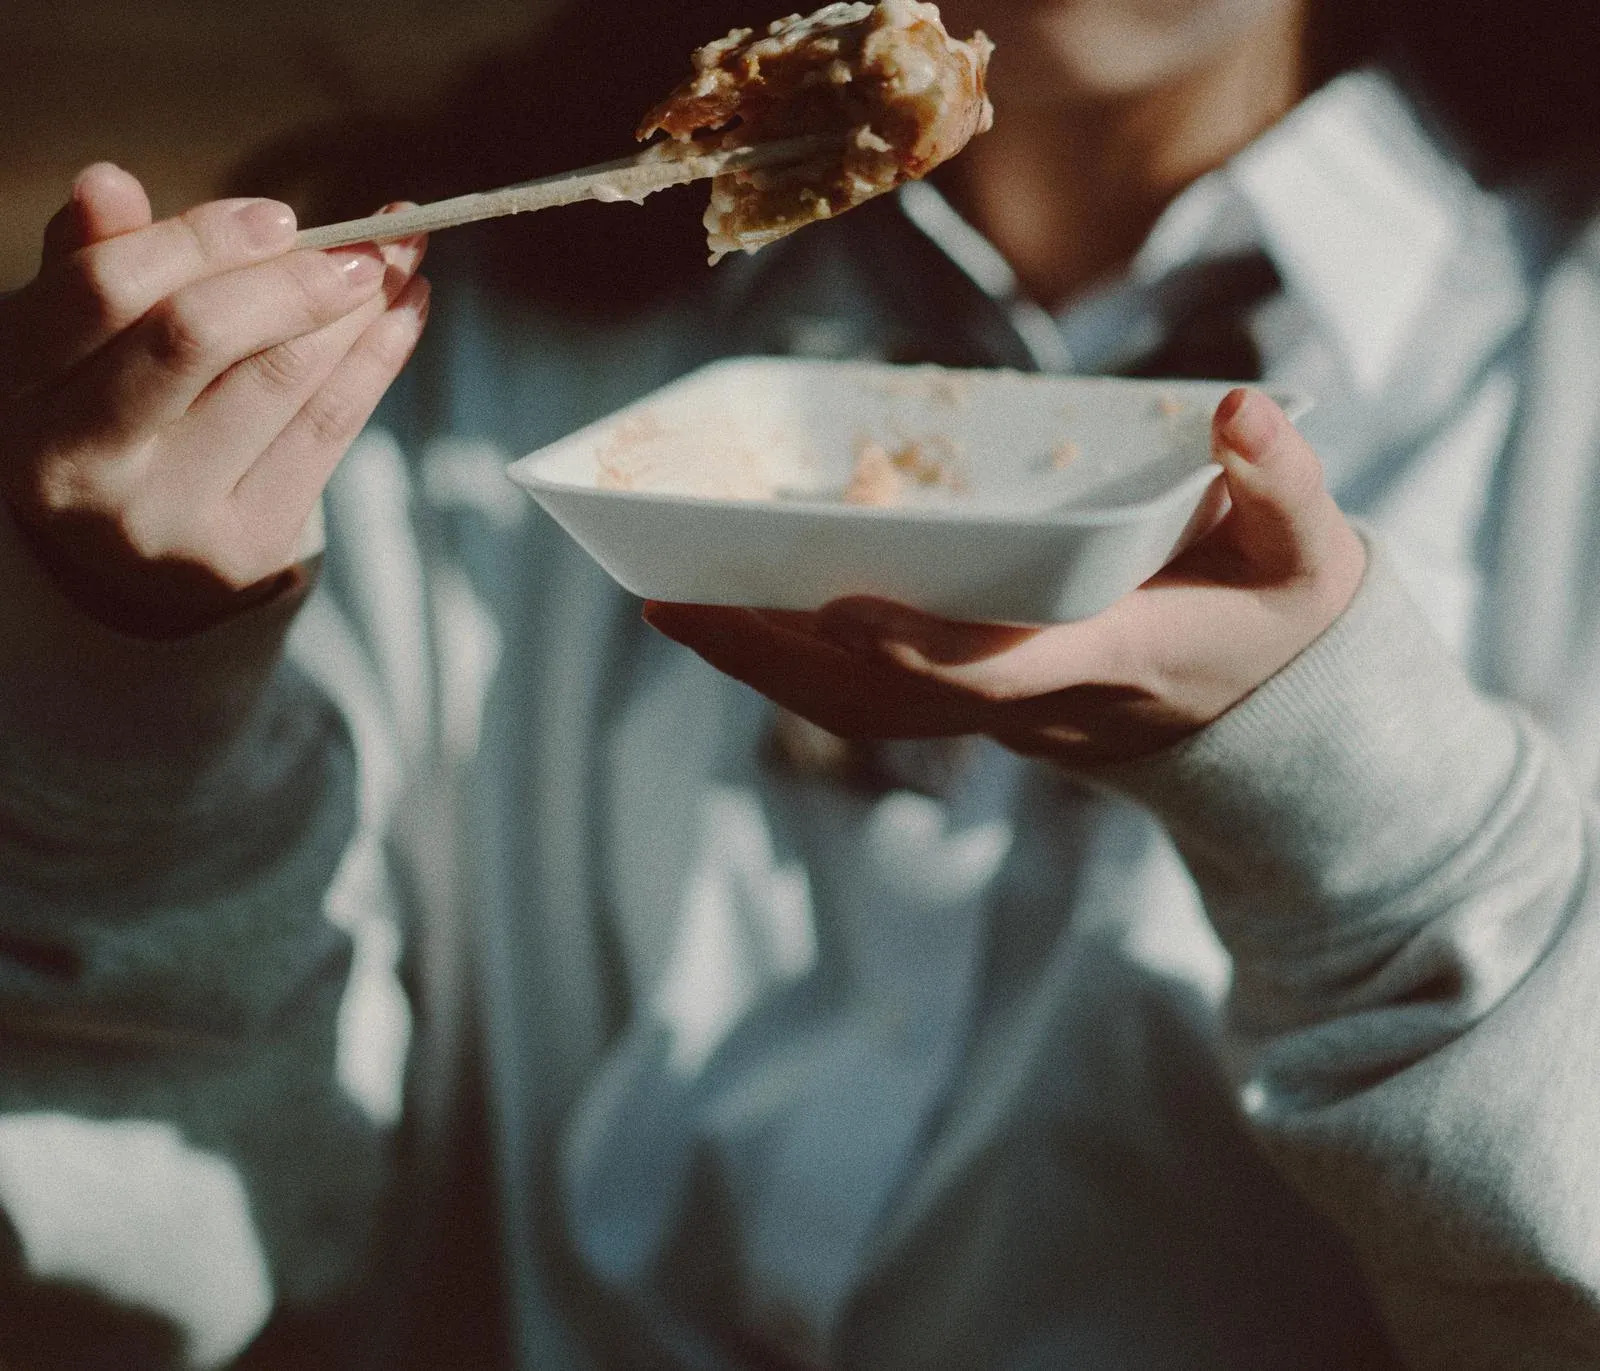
0 495 396 1371
1094 538 1600 1371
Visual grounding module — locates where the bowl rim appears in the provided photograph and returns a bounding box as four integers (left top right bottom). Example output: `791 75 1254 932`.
505 356 1306 530
508 459 1225 530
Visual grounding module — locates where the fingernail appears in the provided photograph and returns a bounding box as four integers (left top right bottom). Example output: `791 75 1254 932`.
1214 388 1248 426
75 161 125 194
328 246 385 286
1212 441 1246 472
233 199 296 249
380 233 428 274
1213 388 1277 461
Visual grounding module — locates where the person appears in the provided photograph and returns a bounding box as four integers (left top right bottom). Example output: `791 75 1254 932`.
0 0 1598 1367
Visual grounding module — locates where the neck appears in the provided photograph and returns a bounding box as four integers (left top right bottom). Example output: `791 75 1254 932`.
943 7 1308 310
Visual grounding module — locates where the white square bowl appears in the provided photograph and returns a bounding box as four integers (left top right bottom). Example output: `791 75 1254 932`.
506 357 1304 624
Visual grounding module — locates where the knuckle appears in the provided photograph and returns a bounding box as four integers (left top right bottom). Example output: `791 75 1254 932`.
207 547 265 593
111 500 177 564
247 337 318 398
202 516 282 591
299 388 365 451
67 248 144 333
170 212 216 271
21 434 145 522
362 317 418 373
116 500 253 588
146 296 228 375
28 455 99 517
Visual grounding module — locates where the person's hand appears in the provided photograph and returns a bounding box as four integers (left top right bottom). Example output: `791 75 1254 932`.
0 162 430 637
644 389 1367 767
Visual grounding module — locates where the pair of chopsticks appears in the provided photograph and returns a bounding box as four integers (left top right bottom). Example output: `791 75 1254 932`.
293 135 833 250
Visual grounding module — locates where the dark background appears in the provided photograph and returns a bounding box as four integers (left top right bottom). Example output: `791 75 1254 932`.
0 0 560 289
4 1 1596 293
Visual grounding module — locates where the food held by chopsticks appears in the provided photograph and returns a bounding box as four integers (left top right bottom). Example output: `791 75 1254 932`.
295 2 991 256
638 0 994 261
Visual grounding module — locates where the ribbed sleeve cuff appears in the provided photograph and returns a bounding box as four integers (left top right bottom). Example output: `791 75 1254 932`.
1087 538 1524 948
0 499 314 804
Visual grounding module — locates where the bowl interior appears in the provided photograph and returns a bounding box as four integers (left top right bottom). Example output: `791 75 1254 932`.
514 359 1297 520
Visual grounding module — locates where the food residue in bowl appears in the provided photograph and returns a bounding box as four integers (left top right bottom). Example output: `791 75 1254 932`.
842 440 902 505
594 411 803 500
589 414 1110 512
929 373 974 408
842 434 967 505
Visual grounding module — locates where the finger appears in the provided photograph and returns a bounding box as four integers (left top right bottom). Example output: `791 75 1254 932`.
41 163 153 264
51 241 392 447
3 195 298 398
1210 388 1344 578
228 274 431 556
817 595 1127 702
817 598 1034 665
170 231 428 489
990 679 1197 766
644 601 975 737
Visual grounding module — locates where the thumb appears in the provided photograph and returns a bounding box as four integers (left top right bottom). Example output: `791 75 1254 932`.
41 162 153 265
1210 387 1343 578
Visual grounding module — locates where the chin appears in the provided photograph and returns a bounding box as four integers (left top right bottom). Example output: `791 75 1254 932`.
959 0 1299 103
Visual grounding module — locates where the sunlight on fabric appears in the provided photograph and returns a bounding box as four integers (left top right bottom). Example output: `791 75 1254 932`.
290 593 415 1126
328 842 415 1126
430 563 505 763
862 792 1013 904
653 786 818 1075
422 437 529 529
0 1114 272 1369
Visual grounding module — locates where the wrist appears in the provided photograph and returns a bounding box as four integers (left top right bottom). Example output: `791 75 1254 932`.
5 496 306 640
0 496 313 797
1082 535 1517 916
